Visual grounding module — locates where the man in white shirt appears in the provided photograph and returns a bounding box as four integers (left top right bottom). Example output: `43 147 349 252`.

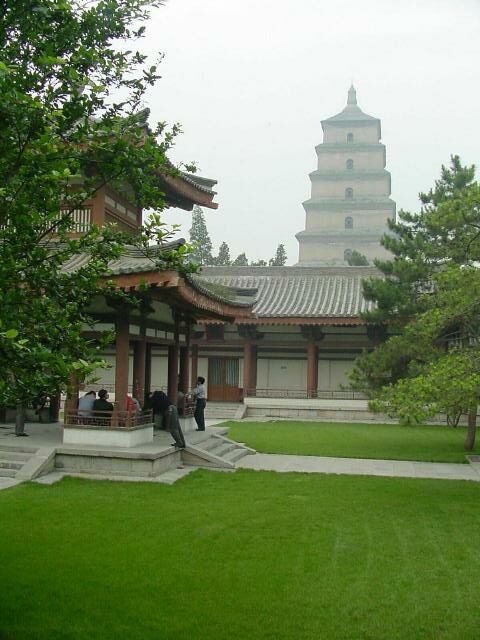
192 376 207 431
78 390 96 416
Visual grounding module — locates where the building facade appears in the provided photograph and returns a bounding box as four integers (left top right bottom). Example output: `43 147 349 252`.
296 86 396 265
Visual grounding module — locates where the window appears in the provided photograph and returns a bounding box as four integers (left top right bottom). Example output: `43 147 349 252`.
346 159 354 170
344 249 352 261
345 216 353 229
206 324 224 341
345 187 353 199
347 133 354 143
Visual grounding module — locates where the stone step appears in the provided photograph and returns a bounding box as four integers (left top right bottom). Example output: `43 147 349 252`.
0 445 38 455
0 467 18 478
223 448 250 464
198 437 224 452
0 460 23 470
0 450 31 462
212 442 236 457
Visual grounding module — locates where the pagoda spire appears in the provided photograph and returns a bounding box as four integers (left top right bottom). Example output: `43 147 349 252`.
347 85 357 105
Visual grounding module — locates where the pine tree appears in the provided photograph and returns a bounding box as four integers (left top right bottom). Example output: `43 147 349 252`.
347 250 369 266
232 252 249 266
269 244 287 266
189 205 213 265
215 241 231 265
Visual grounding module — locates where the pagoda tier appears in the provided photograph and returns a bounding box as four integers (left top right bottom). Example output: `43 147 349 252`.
296 86 396 265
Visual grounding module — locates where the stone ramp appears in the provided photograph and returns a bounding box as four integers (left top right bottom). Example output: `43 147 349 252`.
182 428 255 469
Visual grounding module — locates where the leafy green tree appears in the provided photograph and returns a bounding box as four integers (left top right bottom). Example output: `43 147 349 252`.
250 259 267 266
347 250 369 266
350 157 480 449
214 241 231 266
189 205 213 265
232 252 249 266
269 244 287 266
0 0 194 432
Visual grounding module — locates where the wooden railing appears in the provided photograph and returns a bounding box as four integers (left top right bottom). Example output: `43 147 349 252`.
65 409 153 430
244 388 368 400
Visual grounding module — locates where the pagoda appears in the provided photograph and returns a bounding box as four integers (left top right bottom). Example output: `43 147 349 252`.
296 86 396 264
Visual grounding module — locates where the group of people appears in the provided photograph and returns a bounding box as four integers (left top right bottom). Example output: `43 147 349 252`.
76 377 207 450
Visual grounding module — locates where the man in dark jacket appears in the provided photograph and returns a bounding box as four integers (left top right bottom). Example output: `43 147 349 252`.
149 390 186 449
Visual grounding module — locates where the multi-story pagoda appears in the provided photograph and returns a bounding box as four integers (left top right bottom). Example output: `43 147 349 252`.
296 86 396 265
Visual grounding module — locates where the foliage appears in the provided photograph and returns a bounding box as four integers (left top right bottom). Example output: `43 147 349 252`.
347 250 369 266
189 205 213 265
214 240 231 265
269 243 288 266
250 259 267 266
232 252 249 266
350 157 480 448
0 0 194 408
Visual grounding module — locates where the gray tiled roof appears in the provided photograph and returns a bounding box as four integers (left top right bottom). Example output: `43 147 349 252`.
60 241 253 309
199 266 381 318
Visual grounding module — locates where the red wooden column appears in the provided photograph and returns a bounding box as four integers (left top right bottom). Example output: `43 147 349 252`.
145 343 152 396
191 344 199 388
179 322 191 393
243 339 253 395
251 345 258 391
306 340 318 398
114 313 130 411
64 374 79 423
133 317 147 404
167 314 180 404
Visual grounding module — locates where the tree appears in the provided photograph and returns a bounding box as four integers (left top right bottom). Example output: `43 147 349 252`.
350 157 480 449
0 0 194 432
250 259 267 266
269 244 287 266
347 250 369 266
232 252 249 266
189 205 213 265
214 241 231 266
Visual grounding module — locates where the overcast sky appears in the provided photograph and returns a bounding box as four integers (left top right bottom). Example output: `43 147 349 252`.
139 0 480 264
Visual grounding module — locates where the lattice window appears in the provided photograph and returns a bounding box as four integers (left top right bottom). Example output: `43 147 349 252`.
345 188 353 199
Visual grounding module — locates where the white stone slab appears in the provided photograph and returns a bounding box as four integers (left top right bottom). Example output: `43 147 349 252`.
63 425 153 447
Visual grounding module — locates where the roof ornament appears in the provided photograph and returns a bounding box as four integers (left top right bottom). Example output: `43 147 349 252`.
347 85 357 106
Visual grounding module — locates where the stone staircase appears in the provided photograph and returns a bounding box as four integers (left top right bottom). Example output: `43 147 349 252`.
0 445 38 479
0 444 55 484
183 429 255 469
205 402 243 421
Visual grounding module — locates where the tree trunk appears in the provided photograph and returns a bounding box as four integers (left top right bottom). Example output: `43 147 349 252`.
15 404 26 436
464 405 477 451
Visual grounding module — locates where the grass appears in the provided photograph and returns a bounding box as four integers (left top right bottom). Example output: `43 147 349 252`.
219 420 479 463
1 472 480 639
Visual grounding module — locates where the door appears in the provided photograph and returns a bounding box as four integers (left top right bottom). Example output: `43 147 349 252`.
208 358 240 402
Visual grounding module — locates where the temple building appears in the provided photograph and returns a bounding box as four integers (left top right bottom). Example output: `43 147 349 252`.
83 90 390 412
296 86 396 265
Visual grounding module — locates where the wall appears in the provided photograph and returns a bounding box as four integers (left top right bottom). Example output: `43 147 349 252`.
323 124 379 144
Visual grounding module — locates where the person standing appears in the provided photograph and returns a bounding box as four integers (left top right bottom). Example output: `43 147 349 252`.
192 376 207 431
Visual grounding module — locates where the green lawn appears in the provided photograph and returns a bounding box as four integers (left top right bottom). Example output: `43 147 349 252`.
1 472 480 639
220 420 479 463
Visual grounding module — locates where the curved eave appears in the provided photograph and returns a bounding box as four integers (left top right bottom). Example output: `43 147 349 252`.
160 173 218 211
102 270 254 322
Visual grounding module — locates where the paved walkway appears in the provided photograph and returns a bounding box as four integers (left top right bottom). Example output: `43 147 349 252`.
2 420 480 487
237 453 480 481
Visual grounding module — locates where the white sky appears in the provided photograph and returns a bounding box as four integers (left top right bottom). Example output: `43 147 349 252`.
139 0 480 264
